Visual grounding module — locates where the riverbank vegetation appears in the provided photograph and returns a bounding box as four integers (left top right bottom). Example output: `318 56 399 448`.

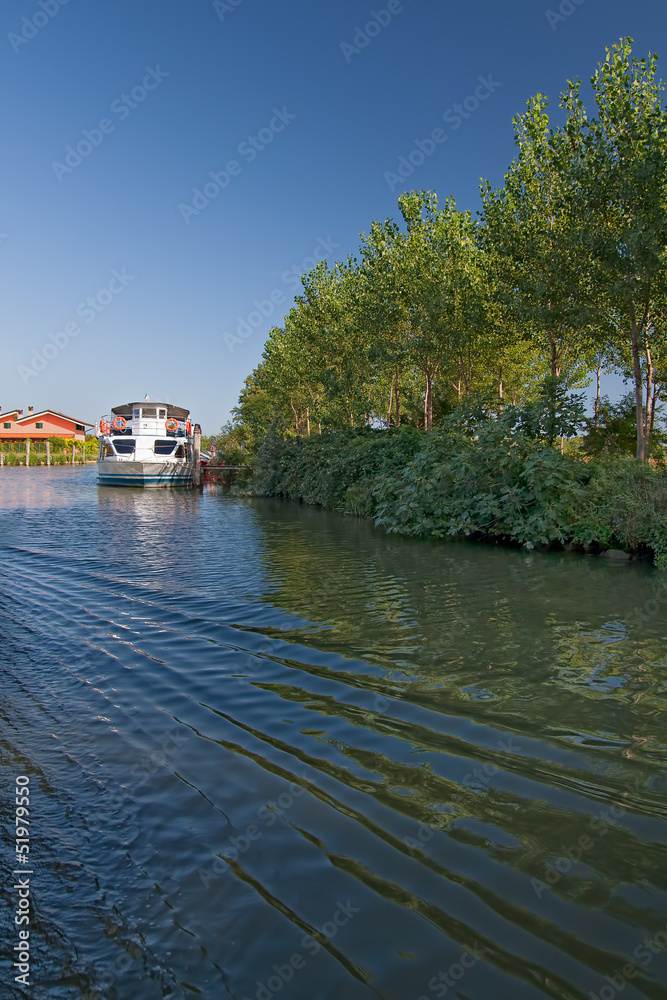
253 413 667 567
0 437 96 466
221 39 667 564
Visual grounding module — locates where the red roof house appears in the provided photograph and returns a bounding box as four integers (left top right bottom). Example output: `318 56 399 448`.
0 406 93 442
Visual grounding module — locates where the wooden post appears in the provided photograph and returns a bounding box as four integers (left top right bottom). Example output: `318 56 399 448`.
71 443 75 465
193 424 201 487
25 439 30 467
46 441 50 466
0 454 4 467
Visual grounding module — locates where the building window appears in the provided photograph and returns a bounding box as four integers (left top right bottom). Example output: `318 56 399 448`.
75 424 84 431
3 422 10 429
35 422 43 429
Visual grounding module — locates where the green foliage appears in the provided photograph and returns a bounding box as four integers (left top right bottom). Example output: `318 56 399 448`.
374 409 587 548
252 419 667 565
253 426 422 516
573 460 667 566
0 437 96 466
518 377 587 445
582 394 641 456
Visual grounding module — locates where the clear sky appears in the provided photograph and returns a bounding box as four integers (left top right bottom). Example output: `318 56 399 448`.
1 0 665 433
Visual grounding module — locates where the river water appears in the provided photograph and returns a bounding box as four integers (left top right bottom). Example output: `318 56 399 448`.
1 467 667 1000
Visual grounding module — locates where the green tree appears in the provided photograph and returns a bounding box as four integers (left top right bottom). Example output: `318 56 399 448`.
563 38 667 459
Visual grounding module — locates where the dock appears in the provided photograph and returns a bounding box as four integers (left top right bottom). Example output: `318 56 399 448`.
204 465 253 471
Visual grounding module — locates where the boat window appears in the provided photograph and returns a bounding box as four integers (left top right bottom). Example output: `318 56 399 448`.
101 444 114 458
158 409 166 419
154 439 177 455
174 444 185 458
133 409 140 419
113 438 136 455
142 408 157 418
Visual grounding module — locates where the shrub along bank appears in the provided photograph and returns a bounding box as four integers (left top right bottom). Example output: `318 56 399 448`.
251 412 667 569
0 437 97 466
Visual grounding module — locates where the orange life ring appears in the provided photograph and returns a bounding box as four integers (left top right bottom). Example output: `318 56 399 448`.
165 418 179 433
100 419 110 434
186 420 192 435
111 415 127 431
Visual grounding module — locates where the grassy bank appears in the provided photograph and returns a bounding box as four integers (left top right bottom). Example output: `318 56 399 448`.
251 416 667 568
0 438 97 466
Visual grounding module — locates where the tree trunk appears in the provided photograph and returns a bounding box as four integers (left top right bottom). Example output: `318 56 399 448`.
644 343 653 449
629 305 646 461
394 370 400 427
547 330 560 378
650 386 659 434
386 384 393 428
594 364 602 428
423 373 434 431
306 406 310 437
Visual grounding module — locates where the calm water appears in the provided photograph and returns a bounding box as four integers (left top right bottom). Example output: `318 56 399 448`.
1 467 667 1000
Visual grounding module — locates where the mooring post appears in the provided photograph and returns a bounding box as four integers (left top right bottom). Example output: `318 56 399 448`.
46 440 50 466
71 443 75 465
193 424 201 487
25 439 30 467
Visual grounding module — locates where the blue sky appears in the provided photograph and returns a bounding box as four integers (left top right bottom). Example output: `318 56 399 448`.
1 0 665 433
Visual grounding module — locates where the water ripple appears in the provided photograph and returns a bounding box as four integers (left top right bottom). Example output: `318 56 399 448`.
1 469 667 999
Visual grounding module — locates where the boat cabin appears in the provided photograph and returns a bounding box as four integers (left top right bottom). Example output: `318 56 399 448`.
103 402 191 437
97 402 193 461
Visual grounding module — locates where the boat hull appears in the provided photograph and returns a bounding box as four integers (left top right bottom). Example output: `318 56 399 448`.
97 461 195 488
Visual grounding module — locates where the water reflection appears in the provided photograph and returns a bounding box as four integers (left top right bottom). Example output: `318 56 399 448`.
0 471 666 1000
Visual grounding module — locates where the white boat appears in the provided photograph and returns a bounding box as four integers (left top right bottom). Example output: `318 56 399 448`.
96 402 197 488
